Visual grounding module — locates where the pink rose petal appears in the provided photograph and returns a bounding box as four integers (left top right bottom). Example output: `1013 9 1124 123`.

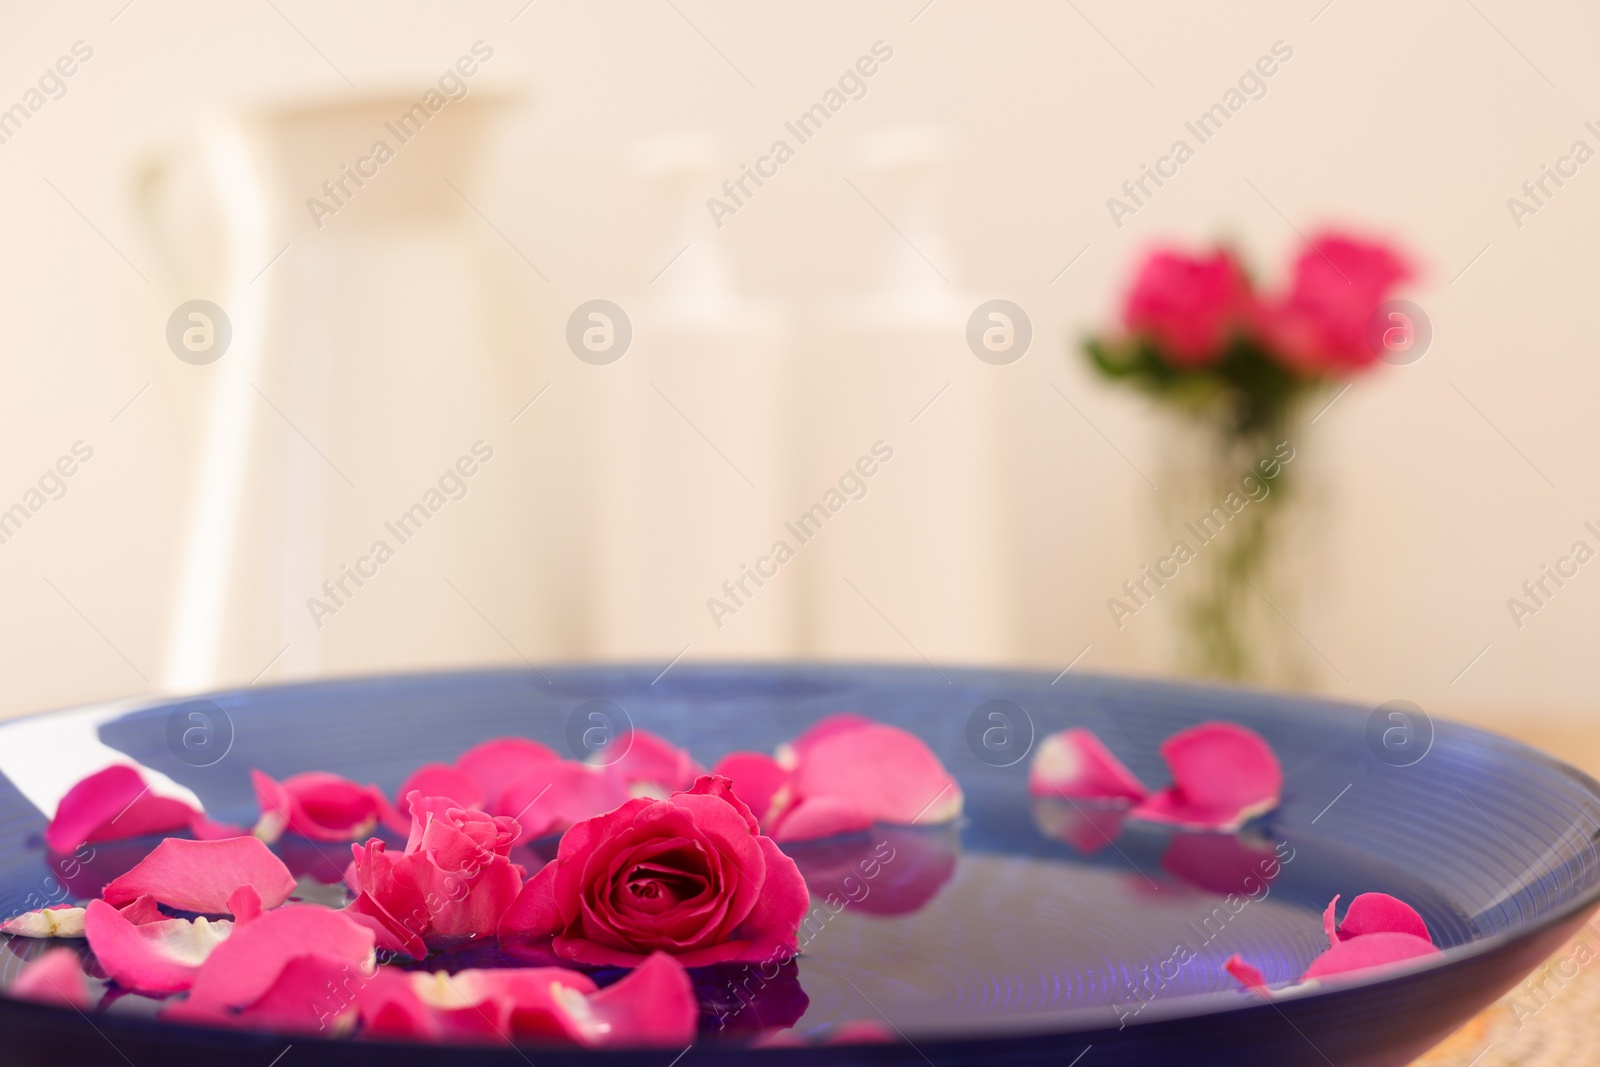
1301 931 1440 981
342 906 426 962
453 738 562 810
1 905 87 938
1158 723 1282 813
251 770 400 843
420 970 534 1043
1224 953 1270 993
1028 728 1147 802
1333 892 1431 943
176 904 375 1018
227 885 263 925
1228 892 1439 993
166 949 367 1035
11 946 91 1008
710 751 790 822
117 895 167 926
355 958 695 1047
45 765 199 854
585 951 698 1047
355 967 449 1041
603 729 703 795
682 773 763 832
249 772 292 843
496 858 560 944
228 951 365 1034
733 835 813 964
781 713 875 765
397 763 486 814
1130 722 1282 830
343 839 428 960
84 899 232 994
784 722 963 829
102 836 296 914
769 796 875 843
502 970 597 1042
499 760 630 840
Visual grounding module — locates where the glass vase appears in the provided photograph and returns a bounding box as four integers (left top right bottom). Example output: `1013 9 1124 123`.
1148 410 1312 686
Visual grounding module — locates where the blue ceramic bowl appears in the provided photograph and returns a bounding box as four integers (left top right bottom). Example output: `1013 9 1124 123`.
2 664 1597 1066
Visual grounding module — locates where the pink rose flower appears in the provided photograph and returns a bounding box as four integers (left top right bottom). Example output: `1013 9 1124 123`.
1121 249 1253 367
498 775 808 968
344 792 524 958
1257 232 1413 371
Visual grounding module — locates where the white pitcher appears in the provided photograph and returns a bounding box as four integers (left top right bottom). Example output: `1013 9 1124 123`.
138 90 551 692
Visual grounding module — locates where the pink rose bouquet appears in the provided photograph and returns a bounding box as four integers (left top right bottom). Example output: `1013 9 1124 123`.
1080 230 1416 681
1087 231 1415 433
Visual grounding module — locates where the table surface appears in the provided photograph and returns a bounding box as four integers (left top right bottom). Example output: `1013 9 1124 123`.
1411 721 1600 1067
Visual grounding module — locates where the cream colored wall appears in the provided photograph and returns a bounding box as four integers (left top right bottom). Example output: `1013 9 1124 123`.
0 1 1596 727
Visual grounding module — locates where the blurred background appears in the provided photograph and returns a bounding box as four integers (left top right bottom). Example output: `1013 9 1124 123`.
1 0 1596 743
